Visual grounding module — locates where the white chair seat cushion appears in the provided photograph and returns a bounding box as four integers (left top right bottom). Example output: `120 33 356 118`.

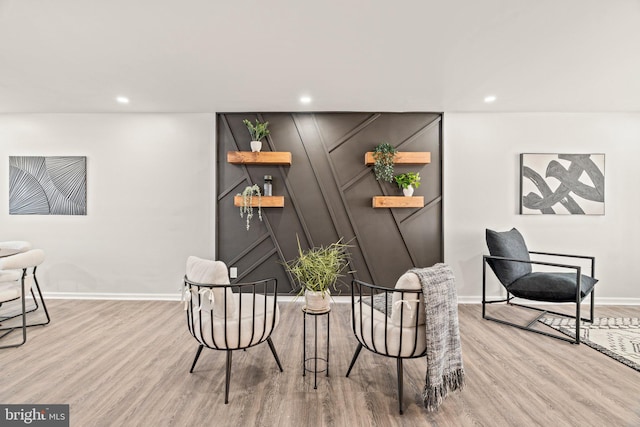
0 273 33 303
191 293 279 349
354 301 426 358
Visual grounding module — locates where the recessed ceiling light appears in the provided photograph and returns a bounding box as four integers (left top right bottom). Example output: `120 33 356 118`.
300 95 312 104
484 95 497 103
116 96 130 104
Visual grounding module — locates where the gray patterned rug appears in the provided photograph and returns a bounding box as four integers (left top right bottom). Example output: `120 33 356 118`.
539 317 640 372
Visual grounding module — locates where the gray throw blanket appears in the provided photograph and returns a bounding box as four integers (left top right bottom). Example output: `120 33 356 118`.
410 263 465 412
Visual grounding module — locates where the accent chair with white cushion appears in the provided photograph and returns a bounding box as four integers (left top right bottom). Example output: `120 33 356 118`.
0 248 49 349
346 272 427 414
183 256 283 404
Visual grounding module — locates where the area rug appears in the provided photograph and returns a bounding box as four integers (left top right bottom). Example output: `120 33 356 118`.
539 317 640 372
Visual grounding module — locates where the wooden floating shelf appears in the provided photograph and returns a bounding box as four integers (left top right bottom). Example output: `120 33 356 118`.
372 196 424 208
227 151 292 165
364 152 431 165
234 195 284 208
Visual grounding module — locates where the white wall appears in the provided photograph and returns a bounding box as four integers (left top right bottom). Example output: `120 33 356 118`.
444 113 640 304
0 114 215 298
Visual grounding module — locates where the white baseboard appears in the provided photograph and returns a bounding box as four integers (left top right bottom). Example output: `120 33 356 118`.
42 292 640 305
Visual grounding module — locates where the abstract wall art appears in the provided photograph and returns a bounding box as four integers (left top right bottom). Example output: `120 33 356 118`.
520 153 605 215
9 156 87 215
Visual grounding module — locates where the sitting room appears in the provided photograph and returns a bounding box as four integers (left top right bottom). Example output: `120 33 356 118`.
1 1 639 426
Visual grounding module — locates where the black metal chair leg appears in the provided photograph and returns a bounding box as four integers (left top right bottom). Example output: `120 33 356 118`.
590 290 595 322
266 337 283 372
225 350 233 404
189 345 204 373
32 272 51 325
346 343 363 377
397 359 404 415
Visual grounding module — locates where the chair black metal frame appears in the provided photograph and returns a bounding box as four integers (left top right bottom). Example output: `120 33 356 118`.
346 279 426 414
482 252 595 345
184 276 283 404
1 265 51 349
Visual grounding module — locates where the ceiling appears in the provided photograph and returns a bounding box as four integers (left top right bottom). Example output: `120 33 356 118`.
1 0 639 114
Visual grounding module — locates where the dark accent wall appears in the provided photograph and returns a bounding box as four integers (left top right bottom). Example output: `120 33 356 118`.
217 112 442 293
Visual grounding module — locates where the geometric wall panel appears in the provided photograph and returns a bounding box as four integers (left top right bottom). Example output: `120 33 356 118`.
9 156 87 215
217 112 442 294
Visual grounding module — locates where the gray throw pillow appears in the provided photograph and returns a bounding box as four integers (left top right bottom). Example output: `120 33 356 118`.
486 228 532 287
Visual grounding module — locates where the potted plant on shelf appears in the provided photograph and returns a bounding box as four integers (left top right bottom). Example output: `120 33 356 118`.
242 119 270 152
283 236 352 312
394 172 421 196
237 184 262 230
372 142 397 182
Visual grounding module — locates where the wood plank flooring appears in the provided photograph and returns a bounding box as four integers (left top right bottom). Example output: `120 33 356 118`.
1 300 639 426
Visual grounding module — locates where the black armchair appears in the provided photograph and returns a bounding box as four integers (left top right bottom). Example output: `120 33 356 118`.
482 228 596 344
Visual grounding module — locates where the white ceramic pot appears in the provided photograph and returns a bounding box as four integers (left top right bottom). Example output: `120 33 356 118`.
403 185 414 197
304 289 331 312
250 140 262 152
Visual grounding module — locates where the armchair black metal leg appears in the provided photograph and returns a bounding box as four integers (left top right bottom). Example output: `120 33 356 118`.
225 350 232 404
346 343 363 377
267 337 283 372
32 273 51 325
590 291 595 323
575 301 581 345
397 359 404 415
189 345 204 373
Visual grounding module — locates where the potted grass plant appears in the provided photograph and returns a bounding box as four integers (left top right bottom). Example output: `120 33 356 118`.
242 119 270 152
283 236 352 312
394 172 421 196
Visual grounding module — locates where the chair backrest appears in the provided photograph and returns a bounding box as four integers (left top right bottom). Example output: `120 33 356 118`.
485 228 532 287
0 241 31 255
0 249 45 270
185 256 236 318
391 272 426 327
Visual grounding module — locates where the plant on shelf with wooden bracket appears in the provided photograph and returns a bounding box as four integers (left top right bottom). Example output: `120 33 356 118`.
237 184 262 230
242 119 270 152
372 142 397 183
394 172 421 197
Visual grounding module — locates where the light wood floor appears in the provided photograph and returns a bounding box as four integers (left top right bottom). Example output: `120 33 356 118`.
1 300 639 427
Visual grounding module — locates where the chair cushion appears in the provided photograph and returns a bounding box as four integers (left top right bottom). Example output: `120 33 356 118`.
0 273 33 303
353 301 426 358
391 271 425 327
186 256 235 319
508 272 598 302
191 293 279 349
486 228 532 287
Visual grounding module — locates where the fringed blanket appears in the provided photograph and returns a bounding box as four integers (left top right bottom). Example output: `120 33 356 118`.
410 263 465 412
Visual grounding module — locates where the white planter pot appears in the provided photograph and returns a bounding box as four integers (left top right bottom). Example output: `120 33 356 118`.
403 185 414 197
250 140 262 152
304 289 331 312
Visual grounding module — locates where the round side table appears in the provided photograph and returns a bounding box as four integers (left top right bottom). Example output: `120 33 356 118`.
302 306 330 389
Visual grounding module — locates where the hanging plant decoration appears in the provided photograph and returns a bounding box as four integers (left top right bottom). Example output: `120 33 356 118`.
237 184 262 230
372 142 398 183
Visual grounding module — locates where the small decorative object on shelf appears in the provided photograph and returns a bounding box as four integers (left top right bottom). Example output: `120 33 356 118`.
394 172 421 197
283 236 353 312
263 175 273 196
372 142 398 183
236 184 262 230
242 119 270 152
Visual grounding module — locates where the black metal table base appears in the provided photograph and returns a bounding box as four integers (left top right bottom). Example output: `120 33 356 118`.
302 307 330 389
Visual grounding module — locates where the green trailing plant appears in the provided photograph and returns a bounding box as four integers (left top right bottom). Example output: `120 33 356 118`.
242 119 270 141
283 236 353 298
237 184 262 230
372 142 397 183
394 172 421 189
